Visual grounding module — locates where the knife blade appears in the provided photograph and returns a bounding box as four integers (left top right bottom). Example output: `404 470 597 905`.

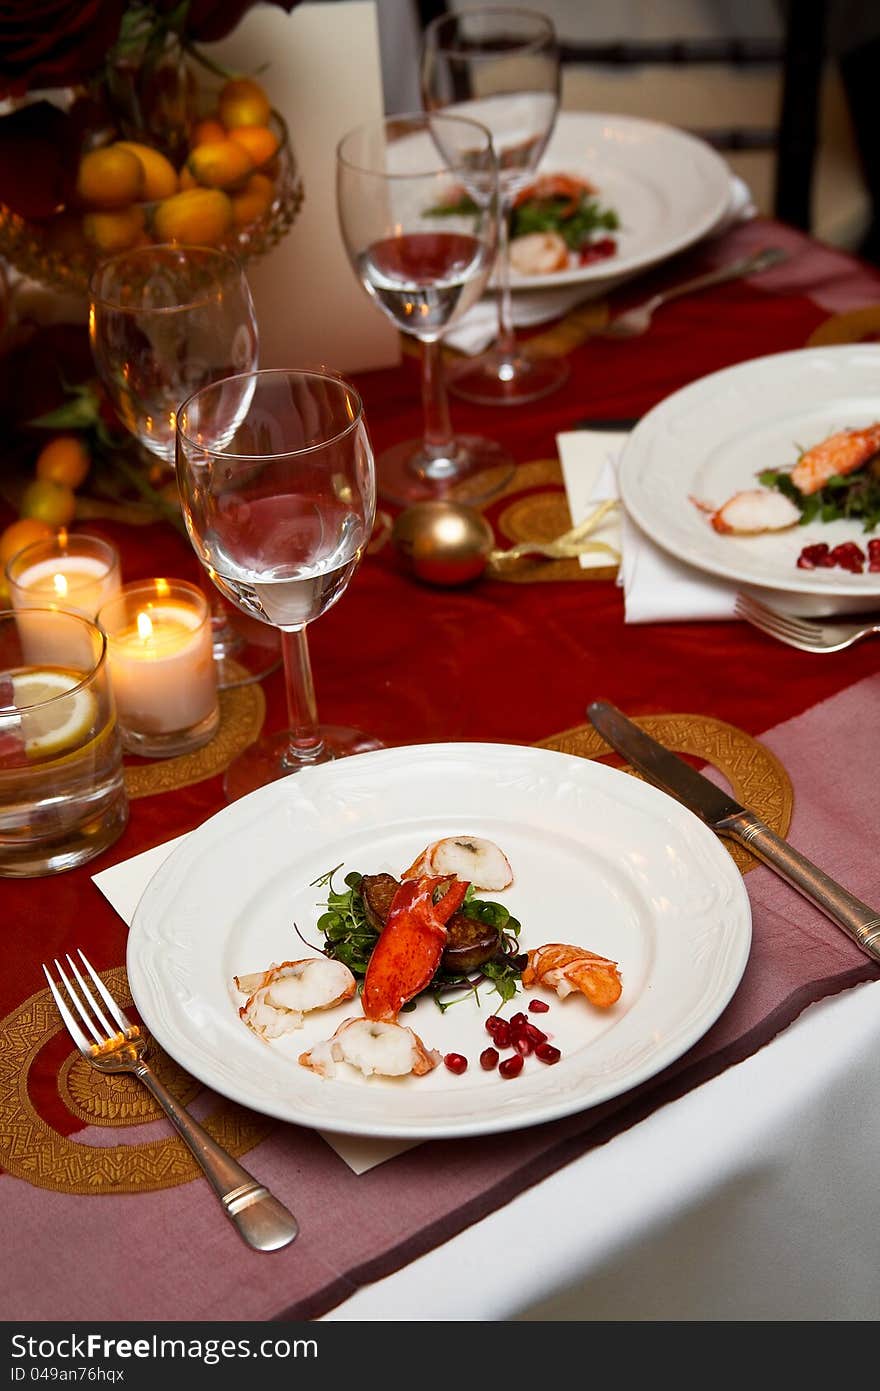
587 699 880 964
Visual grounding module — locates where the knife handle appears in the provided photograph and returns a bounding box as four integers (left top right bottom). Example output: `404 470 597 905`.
722 811 880 962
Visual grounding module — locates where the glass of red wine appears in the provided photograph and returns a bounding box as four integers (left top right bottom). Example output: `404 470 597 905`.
336 112 515 506
421 7 568 406
175 368 382 802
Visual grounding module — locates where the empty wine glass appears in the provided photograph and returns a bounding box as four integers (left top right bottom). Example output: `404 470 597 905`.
176 368 382 802
336 111 515 506
421 6 568 405
88 243 279 689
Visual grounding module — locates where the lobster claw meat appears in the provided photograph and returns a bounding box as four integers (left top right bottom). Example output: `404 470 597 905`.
362 875 469 1022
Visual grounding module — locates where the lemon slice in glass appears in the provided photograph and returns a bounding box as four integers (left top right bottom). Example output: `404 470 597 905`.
12 668 97 759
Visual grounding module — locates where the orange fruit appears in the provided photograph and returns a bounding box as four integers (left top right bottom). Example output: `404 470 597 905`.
19 479 77 528
230 172 275 227
187 139 254 191
218 78 271 129
0 517 54 574
152 187 233 245
115 141 179 201
192 118 227 146
228 124 279 167
35 436 91 489
82 205 146 253
76 144 145 209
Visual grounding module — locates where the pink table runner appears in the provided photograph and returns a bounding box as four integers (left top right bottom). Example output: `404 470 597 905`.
2 675 879 1321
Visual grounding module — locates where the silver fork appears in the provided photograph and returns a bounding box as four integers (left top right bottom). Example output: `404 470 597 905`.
735 592 880 652
601 246 788 338
43 950 298 1252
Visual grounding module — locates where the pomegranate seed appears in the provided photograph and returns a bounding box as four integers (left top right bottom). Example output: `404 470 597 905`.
579 236 616 265
524 1022 547 1044
868 539 880 572
480 1047 499 1071
485 1015 503 1036
513 1033 534 1056
510 1012 528 1028
535 1042 561 1064
499 1053 524 1079
528 999 550 1013
829 541 865 573
492 1021 511 1048
796 542 831 570
444 1052 468 1075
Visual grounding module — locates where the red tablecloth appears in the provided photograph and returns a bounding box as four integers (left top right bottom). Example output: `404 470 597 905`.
4 215 880 1318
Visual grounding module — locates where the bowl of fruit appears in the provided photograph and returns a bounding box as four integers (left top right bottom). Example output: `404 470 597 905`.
0 74 303 297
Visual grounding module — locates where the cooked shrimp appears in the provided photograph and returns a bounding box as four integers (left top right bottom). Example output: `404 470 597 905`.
790 423 880 495
298 1016 441 1080
401 836 513 891
514 173 597 213
509 231 569 276
235 958 356 1040
697 488 801 535
523 943 622 1008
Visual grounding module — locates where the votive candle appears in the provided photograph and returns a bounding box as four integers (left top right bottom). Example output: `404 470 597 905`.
97 579 219 758
7 532 122 621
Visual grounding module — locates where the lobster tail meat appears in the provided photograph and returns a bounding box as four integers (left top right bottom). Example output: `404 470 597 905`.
362 874 469 1022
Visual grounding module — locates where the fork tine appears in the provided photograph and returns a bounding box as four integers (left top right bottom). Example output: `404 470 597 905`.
735 596 819 642
42 963 93 1052
52 956 108 1046
76 949 131 1034
65 952 119 1039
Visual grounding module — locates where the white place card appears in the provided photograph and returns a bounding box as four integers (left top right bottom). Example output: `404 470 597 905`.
205 2 401 374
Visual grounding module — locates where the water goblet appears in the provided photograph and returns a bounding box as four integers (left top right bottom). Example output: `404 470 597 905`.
175 367 382 802
336 112 516 506
421 6 568 405
88 243 279 689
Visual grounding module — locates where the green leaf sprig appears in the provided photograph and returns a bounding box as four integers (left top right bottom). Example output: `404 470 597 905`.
759 451 880 533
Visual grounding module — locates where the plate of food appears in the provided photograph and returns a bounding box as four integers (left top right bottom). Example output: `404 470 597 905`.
126 743 750 1140
618 344 880 610
484 111 733 291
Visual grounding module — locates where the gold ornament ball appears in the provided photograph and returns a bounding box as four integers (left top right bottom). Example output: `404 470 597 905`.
392 501 493 586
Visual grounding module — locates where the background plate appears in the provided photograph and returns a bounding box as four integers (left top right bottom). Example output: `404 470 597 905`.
127 743 751 1139
509 110 733 291
618 344 880 611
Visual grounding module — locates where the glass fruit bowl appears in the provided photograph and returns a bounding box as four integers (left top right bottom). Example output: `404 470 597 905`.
0 106 303 298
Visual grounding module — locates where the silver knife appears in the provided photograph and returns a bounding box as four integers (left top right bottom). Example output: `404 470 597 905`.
587 700 880 963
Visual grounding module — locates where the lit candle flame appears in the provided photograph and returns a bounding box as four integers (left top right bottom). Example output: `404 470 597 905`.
52 572 69 598
137 611 153 641
58 527 68 547
155 578 170 598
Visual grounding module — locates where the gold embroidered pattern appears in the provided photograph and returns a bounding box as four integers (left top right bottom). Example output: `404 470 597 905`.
0 968 272 1194
125 680 265 800
484 458 617 584
807 305 880 346
539 712 793 874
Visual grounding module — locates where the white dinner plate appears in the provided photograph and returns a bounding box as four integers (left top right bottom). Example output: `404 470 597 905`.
127 744 751 1140
618 344 880 609
508 111 733 291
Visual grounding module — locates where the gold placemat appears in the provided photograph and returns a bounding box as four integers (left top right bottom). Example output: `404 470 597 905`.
124 678 265 799
539 711 793 875
0 967 272 1195
807 304 880 346
484 458 618 584
0 712 789 1194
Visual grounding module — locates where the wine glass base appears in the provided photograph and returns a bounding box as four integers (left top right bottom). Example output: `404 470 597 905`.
223 725 385 802
376 436 516 506
449 349 569 406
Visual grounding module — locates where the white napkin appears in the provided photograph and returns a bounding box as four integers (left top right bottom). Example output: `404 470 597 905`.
447 175 757 357
556 430 738 623
92 844 415 1174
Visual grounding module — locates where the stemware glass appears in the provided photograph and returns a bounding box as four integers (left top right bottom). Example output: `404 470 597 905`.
336 112 516 506
88 243 279 689
421 6 568 406
175 368 382 802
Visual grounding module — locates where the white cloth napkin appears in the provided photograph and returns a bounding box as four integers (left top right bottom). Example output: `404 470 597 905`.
556 430 738 623
92 843 415 1173
447 175 756 357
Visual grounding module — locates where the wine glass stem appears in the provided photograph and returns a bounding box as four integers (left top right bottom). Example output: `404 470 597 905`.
494 196 517 364
419 338 457 476
280 628 325 767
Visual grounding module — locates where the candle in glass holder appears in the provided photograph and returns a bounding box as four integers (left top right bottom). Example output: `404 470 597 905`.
6 532 122 620
97 579 219 758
